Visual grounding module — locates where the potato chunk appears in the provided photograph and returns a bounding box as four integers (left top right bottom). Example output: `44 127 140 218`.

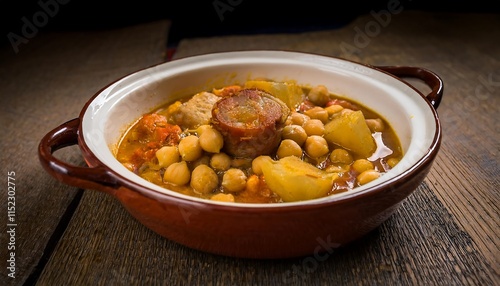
244 80 304 110
324 110 376 158
261 156 337 202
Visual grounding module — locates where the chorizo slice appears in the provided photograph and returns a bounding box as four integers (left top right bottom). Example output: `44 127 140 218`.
212 89 290 158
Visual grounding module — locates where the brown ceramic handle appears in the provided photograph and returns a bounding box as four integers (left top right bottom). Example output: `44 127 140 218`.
375 66 444 109
38 118 119 194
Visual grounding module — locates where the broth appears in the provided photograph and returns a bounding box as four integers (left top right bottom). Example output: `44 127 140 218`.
116 80 403 203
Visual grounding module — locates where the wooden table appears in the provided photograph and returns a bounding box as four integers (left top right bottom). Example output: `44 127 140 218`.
1 11 498 285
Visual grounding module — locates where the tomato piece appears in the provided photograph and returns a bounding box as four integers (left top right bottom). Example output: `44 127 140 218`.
298 99 316 112
212 85 242 97
137 113 181 145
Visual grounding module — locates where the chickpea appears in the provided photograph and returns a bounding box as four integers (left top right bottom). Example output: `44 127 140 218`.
282 125 307 146
304 107 329 123
303 119 325 136
163 161 190 186
231 158 252 169
325 104 343 116
329 148 353 164
198 125 224 153
304 135 329 158
190 164 219 194
277 139 303 159
196 124 211 135
252 155 272 175
178 135 202 161
387 157 400 168
365 118 385 132
307 85 330 106
222 168 247 193
290 112 310 126
192 155 210 169
341 109 355 116
210 193 235 202
325 164 350 173
156 146 180 168
352 159 374 173
357 170 381 186
210 153 232 171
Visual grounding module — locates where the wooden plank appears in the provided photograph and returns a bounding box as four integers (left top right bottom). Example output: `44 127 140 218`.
0 20 170 285
34 182 496 285
172 11 500 278
0 111 80 284
37 10 498 285
3 9 498 285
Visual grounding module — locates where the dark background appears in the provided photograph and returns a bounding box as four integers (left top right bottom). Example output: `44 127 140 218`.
2 0 499 49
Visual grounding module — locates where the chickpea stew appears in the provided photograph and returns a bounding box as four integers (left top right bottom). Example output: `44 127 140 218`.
115 80 403 203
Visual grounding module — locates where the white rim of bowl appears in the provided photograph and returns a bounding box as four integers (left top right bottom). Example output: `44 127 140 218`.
81 50 440 208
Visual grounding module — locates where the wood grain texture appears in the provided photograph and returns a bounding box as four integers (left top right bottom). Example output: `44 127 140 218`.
0 20 170 286
1 10 498 286
34 182 496 285
173 11 500 281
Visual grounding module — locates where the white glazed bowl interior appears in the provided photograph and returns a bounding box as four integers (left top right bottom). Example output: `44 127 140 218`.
82 51 437 206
